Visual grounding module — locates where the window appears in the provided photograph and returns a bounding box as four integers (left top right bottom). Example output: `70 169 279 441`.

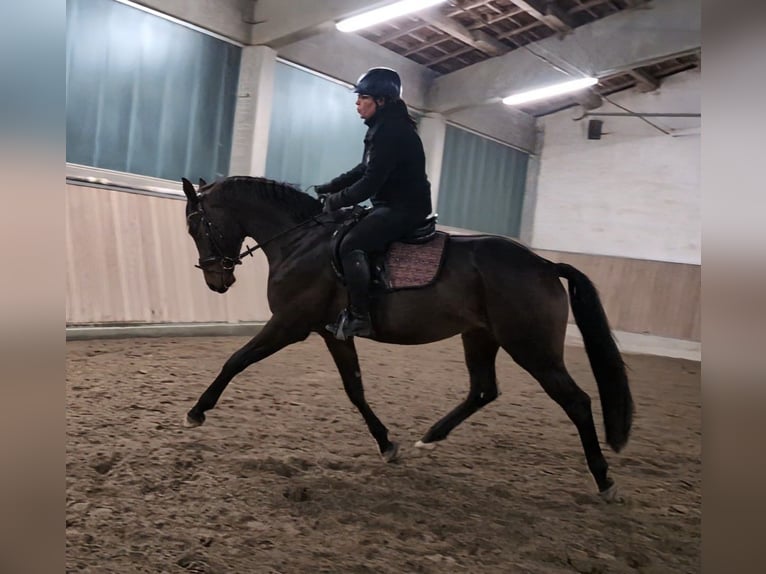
66 0 241 182
437 125 528 237
265 62 366 190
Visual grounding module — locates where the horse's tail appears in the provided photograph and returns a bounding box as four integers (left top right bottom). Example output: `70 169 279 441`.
556 263 634 452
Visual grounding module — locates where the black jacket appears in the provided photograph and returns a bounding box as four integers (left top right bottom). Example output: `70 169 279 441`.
321 100 432 218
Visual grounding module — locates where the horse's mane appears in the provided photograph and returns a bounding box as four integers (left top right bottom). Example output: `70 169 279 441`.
210 176 322 221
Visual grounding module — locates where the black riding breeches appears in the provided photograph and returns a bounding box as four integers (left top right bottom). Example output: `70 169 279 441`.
339 206 425 257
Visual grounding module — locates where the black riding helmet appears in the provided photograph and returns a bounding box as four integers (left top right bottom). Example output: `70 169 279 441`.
353 67 402 99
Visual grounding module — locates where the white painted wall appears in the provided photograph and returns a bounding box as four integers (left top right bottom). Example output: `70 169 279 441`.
532 69 701 264
418 113 447 210
229 46 278 177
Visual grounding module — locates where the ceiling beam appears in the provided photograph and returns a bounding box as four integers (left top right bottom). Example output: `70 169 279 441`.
428 0 700 113
496 20 544 41
483 8 526 26
627 68 660 92
428 45 477 66
568 0 610 16
649 59 698 79
471 29 512 55
377 20 431 44
420 7 510 56
445 1 498 17
403 35 452 57
623 0 651 8
507 0 576 34
568 0 653 15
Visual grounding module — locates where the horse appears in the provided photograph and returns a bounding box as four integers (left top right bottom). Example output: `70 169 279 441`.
180 175 634 501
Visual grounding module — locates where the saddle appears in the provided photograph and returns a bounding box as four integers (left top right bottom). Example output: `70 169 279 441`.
329 207 449 292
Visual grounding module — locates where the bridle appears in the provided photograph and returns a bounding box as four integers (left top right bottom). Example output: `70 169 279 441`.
187 199 327 272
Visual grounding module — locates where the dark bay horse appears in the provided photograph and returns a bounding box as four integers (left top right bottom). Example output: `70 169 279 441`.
180 175 634 500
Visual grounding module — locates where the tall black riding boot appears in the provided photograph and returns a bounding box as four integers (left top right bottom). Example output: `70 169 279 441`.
326 250 373 340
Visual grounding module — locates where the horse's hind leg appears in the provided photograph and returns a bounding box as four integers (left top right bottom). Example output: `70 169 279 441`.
321 334 399 462
185 317 309 427
417 329 499 449
504 342 614 496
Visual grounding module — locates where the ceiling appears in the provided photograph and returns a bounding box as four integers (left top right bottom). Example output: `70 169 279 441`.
350 0 700 116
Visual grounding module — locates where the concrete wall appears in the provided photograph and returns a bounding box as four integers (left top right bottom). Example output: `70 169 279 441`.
532 69 701 265
276 29 438 112
229 46 278 177
130 0 251 44
446 103 538 155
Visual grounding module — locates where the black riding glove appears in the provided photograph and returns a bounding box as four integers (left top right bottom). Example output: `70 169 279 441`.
323 192 344 213
315 184 333 196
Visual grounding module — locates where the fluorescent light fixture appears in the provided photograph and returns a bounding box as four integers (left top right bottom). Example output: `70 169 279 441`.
336 0 447 32
502 77 599 106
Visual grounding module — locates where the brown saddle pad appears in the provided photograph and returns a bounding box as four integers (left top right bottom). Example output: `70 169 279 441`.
382 232 448 291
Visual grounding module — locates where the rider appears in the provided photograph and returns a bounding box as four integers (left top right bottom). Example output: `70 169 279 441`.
317 67 433 340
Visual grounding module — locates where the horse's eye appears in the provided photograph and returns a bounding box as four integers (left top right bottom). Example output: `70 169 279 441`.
186 212 203 230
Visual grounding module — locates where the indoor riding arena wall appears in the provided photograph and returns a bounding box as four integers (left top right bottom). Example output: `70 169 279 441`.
65 183 271 325
65 182 699 343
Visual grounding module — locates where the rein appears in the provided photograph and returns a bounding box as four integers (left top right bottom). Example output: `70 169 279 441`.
189 203 329 271
237 215 325 260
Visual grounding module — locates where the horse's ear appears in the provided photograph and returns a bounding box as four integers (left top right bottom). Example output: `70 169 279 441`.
199 177 208 188
181 178 198 203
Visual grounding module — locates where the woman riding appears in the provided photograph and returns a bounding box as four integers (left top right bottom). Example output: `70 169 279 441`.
317 67 433 340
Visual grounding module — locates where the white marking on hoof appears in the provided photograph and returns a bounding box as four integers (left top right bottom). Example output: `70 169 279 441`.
415 440 436 450
599 483 624 503
381 442 400 463
183 414 202 428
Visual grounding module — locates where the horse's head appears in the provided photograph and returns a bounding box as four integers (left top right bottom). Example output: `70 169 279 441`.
182 178 242 294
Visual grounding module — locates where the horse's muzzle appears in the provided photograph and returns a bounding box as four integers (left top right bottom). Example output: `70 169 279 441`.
204 271 236 293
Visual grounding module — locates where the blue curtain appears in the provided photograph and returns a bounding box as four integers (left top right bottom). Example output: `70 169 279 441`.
437 125 528 237
66 0 241 182
266 63 367 191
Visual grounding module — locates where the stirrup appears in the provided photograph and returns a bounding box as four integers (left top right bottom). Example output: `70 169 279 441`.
325 309 351 341
325 309 372 341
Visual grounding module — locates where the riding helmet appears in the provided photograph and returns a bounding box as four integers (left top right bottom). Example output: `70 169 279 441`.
353 67 402 99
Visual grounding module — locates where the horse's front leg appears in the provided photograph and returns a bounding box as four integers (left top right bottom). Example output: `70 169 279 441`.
321 334 399 462
185 318 309 427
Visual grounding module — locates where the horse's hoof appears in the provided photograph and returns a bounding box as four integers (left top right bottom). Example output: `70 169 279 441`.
381 442 400 463
183 411 205 428
414 440 436 450
599 483 625 504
